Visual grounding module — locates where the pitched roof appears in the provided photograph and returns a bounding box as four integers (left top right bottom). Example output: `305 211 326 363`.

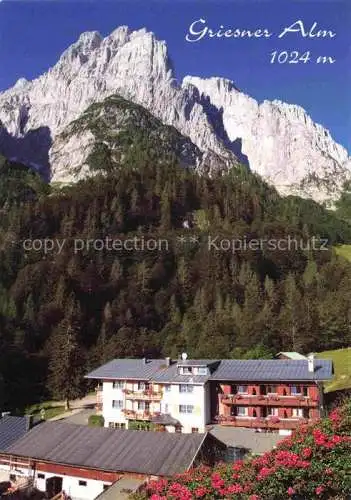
152 363 210 384
85 359 169 381
4 421 207 477
86 358 214 385
0 416 29 451
210 426 284 455
210 359 333 382
275 352 307 360
176 360 219 367
87 358 333 383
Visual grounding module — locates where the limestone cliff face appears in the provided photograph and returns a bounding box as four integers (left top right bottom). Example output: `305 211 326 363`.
0 26 349 202
183 77 350 204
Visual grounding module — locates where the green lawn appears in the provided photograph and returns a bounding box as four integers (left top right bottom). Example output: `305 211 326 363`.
334 244 351 262
317 348 351 393
25 401 66 420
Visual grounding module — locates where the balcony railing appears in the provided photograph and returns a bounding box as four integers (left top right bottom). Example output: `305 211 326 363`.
123 389 162 401
122 409 154 421
220 394 318 407
215 415 311 430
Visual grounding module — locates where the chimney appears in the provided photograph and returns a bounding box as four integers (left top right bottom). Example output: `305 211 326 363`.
25 414 34 431
1 412 10 418
308 354 315 373
165 357 171 367
142 357 147 365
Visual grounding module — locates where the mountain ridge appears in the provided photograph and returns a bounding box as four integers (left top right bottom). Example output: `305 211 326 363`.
0 26 349 203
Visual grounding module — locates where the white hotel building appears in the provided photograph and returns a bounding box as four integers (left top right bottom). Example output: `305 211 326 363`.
86 355 332 435
86 356 218 433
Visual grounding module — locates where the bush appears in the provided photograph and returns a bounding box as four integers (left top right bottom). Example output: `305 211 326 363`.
134 400 351 499
88 415 104 427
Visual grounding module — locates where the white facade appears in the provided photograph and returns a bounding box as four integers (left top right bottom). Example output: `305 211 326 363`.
102 381 128 428
101 377 211 433
35 470 110 500
0 464 110 500
161 383 210 433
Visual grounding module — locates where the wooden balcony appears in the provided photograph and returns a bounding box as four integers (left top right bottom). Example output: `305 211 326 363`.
122 409 153 421
216 415 310 430
123 389 162 401
220 394 318 407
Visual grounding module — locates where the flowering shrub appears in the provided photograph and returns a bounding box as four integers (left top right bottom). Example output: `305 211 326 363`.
133 400 351 499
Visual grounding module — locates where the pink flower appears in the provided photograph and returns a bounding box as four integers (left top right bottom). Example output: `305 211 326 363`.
211 472 225 489
329 408 342 425
227 484 243 494
313 429 328 446
287 487 295 496
316 485 325 495
301 447 312 459
194 486 210 498
168 482 192 500
331 435 342 445
257 466 275 480
232 460 244 471
148 479 168 494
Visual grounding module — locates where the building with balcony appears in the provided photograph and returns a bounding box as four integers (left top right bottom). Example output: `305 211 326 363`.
211 356 331 435
86 354 333 436
0 421 225 500
87 357 219 433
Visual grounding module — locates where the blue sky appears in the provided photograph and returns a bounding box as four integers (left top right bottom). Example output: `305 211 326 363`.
0 0 350 151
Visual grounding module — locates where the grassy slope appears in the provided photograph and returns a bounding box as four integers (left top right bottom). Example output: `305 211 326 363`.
317 348 351 393
25 401 65 420
335 245 351 262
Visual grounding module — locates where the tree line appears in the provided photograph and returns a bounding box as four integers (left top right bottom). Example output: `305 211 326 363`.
0 157 351 411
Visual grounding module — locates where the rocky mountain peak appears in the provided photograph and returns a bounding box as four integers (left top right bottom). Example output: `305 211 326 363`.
0 26 349 203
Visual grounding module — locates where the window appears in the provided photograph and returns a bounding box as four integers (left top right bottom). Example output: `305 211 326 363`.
237 385 248 394
9 474 16 482
103 485 109 491
198 367 207 375
138 401 150 411
303 387 308 397
267 385 277 394
179 384 194 393
138 382 146 391
292 408 304 418
291 386 302 395
109 422 126 429
236 407 248 416
183 367 192 374
165 385 171 392
191 427 199 433
79 481 87 487
112 400 123 409
267 407 279 416
164 404 169 413
112 381 124 389
37 473 45 480
179 405 194 414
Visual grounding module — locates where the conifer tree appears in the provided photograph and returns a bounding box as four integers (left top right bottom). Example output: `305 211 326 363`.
48 298 85 410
